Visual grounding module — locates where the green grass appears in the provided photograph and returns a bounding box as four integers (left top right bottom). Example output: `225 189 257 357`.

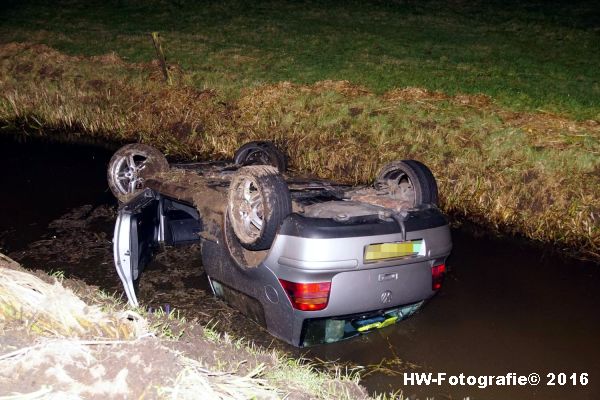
1 0 598 119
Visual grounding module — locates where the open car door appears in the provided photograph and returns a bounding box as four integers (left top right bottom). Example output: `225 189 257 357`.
113 189 160 307
113 188 202 306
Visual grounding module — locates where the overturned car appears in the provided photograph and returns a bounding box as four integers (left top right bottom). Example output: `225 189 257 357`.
109 141 452 347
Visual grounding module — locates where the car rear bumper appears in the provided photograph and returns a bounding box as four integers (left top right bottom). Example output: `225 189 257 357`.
257 212 452 345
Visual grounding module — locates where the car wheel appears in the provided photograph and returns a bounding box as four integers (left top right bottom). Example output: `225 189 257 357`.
233 141 287 172
375 160 439 206
227 165 292 251
107 143 169 202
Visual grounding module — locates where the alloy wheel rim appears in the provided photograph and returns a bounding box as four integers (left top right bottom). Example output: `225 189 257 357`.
113 153 149 195
231 177 264 242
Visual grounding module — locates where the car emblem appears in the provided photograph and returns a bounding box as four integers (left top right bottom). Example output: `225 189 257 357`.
381 290 392 304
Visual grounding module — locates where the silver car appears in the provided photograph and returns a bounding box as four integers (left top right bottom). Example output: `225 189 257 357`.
109 141 452 346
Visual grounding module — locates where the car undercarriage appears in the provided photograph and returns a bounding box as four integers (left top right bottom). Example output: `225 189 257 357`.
109 141 452 346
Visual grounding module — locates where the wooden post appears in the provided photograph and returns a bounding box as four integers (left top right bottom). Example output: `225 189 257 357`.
150 31 172 85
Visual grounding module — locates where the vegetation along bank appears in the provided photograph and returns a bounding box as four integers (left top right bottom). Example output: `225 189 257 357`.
0 0 598 258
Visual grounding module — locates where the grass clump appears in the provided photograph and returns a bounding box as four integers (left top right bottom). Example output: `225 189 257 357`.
158 359 279 400
265 357 365 400
198 321 370 399
0 264 146 339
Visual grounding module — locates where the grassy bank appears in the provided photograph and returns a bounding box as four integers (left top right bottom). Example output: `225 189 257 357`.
0 253 373 399
0 0 598 258
1 42 598 258
1 0 598 119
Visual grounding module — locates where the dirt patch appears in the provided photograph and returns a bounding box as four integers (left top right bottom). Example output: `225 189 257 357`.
1 339 175 398
0 335 281 399
0 254 371 399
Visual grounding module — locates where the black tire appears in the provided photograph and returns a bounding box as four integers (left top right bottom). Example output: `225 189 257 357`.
107 143 169 203
233 141 287 172
375 160 439 206
227 165 292 250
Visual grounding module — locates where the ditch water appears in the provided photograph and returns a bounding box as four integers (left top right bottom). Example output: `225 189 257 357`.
1 134 598 399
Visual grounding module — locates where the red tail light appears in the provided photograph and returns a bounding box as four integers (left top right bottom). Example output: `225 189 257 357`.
432 263 446 291
279 279 331 311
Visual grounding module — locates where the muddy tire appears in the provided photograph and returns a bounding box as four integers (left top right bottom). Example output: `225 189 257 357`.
227 165 292 251
233 141 287 172
375 160 439 206
107 143 169 202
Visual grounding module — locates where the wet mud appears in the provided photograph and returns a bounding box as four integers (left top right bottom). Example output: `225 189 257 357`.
2 134 600 399
7 203 280 350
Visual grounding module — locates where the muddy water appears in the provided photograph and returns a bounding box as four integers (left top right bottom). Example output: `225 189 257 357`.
0 134 116 251
305 229 600 399
2 134 599 399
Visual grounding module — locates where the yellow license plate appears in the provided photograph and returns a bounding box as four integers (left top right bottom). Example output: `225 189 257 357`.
364 239 424 262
